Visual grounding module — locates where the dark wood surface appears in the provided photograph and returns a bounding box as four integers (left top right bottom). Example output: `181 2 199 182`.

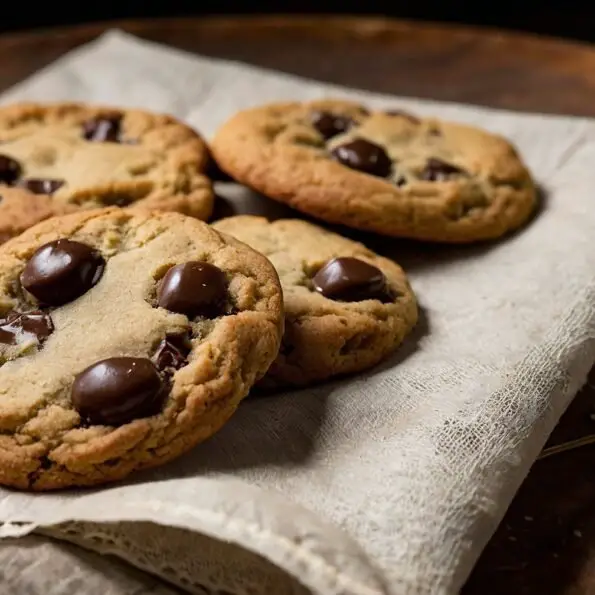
1 15 594 594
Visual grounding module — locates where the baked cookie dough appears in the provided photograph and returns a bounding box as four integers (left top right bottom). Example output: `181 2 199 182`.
214 215 418 388
0 208 283 490
211 99 536 243
0 102 214 221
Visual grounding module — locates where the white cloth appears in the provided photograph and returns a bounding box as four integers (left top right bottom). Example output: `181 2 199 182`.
0 30 594 595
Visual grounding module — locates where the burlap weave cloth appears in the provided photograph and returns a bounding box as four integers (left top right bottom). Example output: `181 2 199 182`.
0 30 594 595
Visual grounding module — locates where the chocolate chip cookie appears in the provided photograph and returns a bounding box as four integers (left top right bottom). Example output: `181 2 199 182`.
0 186 67 245
211 99 537 243
0 102 214 222
0 208 283 490
213 216 417 388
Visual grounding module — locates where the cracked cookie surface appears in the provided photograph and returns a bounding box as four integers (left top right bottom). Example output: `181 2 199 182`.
0 102 214 222
213 216 418 388
211 99 537 243
0 208 283 490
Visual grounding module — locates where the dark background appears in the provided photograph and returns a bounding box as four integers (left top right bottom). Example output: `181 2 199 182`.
2 2 595 43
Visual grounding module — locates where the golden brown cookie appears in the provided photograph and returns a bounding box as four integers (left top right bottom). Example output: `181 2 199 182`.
0 186 67 245
213 215 417 388
211 99 537 243
0 208 283 490
0 102 214 221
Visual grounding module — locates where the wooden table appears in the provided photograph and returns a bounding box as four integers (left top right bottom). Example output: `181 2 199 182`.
1 16 595 594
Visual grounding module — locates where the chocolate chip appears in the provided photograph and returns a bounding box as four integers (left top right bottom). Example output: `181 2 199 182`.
0 310 54 346
152 335 190 373
0 155 22 185
395 176 407 187
385 109 420 124
1 322 21 345
39 455 52 469
310 111 354 140
83 115 123 143
312 257 394 303
330 139 392 178
18 178 64 195
420 158 465 181
157 262 227 318
72 357 164 426
21 239 105 306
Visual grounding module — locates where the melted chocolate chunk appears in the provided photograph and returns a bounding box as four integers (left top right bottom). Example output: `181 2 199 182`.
420 158 466 181
157 262 227 318
18 178 64 195
72 357 164 426
310 111 355 140
0 310 53 346
330 138 392 178
152 335 191 373
384 109 420 124
0 155 22 185
21 239 105 306
83 115 123 143
312 257 394 303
